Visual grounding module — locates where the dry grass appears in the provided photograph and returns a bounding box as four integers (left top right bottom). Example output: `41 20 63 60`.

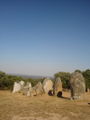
0 91 90 120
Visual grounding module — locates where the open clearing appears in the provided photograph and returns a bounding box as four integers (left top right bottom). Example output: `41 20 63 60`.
0 91 90 120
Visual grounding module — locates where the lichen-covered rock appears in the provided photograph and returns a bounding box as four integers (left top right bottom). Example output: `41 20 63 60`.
54 77 62 97
70 72 86 100
43 78 53 95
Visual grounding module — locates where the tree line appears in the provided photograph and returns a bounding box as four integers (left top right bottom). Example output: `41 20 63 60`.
0 71 44 90
0 69 90 90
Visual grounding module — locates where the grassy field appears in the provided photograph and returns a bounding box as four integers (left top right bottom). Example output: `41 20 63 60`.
0 91 90 120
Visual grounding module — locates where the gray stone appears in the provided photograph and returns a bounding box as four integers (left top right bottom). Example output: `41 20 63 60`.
43 78 53 95
70 72 86 100
54 77 62 97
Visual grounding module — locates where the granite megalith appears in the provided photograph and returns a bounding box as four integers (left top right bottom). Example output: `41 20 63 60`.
30 82 44 96
22 82 32 96
43 78 53 95
12 81 25 93
54 77 62 97
70 72 86 100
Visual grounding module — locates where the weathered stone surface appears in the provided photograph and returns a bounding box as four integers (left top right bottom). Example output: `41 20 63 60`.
54 77 62 97
22 82 32 96
25 82 32 89
19 81 25 86
30 82 44 96
43 78 53 95
70 72 86 100
12 82 22 93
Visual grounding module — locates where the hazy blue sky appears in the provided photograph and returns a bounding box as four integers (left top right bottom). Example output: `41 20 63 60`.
0 0 90 76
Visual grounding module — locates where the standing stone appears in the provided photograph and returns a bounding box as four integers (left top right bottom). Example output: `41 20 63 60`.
43 78 53 95
19 81 25 86
27 82 32 88
87 88 90 92
30 82 44 96
54 77 62 97
26 82 33 96
22 82 32 96
12 82 22 93
70 72 86 100
19 81 25 89
25 82 32 89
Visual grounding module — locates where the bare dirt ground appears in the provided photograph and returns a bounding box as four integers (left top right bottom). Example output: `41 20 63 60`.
0 91 90 120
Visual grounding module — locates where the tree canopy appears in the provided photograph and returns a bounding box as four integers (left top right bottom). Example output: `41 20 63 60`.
83 69 90 89
54 72 71 88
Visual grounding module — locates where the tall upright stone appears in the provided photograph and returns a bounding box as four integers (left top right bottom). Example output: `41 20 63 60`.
29 82 44 96
22 82 32 96
33 82 44 96
12 82 22 93
70 72 86 100
43 78 53 95
19 81 25 86
19 81 25 89
13 81 25 93
54 77 62 97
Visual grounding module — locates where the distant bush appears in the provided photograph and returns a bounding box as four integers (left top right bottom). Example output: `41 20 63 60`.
0 71 24 90
0 71 44 90
82 69 90 90
54 72 71 89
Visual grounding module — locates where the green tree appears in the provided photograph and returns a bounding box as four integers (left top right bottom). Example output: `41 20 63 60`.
83 69 90 90
75 69 82 73
0 71 25 90
54 72 71 89
0 71 6 78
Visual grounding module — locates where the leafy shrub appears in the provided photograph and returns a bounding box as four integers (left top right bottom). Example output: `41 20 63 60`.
54 72 71 89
